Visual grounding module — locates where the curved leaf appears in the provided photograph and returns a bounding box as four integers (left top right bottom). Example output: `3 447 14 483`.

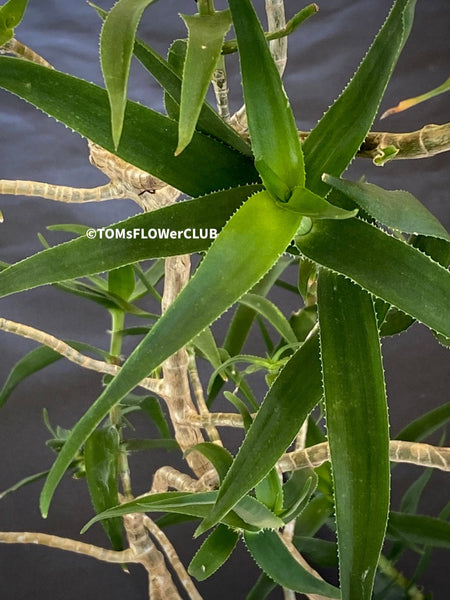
188 525 239 581
196 332 322 536
228 0 304 196
40 190 302 516
323 174 450 240
318 271 390 600
244 529 340 598
296 218 450 339
239 293 297 344
100 0 159 148
0 57 258 197
185 443 233 483
176 9 232 155
303 0 417 195
0 185 260 298
395 403 450 443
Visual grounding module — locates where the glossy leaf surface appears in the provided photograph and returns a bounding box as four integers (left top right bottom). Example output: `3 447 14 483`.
228 0 304 195
188 525 239 581
0 57 258 197
318 271 390 600
40 190 302 516
296 218 450 339
244 529 340 598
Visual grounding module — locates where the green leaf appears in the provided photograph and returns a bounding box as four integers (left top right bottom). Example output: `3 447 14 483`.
0 342 110 410
176 9 232 155
239 293 297 344
0 469 49 500
185 443 233 484
84 427 123 550
244 529 340 598
387 512 450 549
228 0 304 195
294 494 334 538
296 218 450 339
246 573 276 600
223 391 253 431
303 0 417 195
255 468 283 515
192 328 223 374
318 271 390 600
108 265 135 301
381 76 450 118
0 0 28 45
90 2 251 156
100 0 159 148
0 185 259 298
40 190 302 516
196 332 322 536
293 537 338 569
287 186 358 219
82 491 282 533
395 403 450 442
121 395 170 438
280 469 318 523
323 174 450 241
188 524 239 581
0 56 258 197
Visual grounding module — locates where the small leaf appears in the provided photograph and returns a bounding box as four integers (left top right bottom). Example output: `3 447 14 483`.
322 174 450 241
121 395 170 438
296 218 450 339
381 76 450 118
318 271 390 600
176 9 232 155
185 443 233 484
100 0 159 148
287 186 358 220
280 470 318 523
387 512 450 548
244 529 340 598
196 332 322 536
0 0 29 45
192 328 223 375
0 469 49 500
84 427 123 550
223 391 253 431
395 403 450 443
255 468 283 515
228 0 304 195
188 525 239 581
239 293 297 344
0 342 109 410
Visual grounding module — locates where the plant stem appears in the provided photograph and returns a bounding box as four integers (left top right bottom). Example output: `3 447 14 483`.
197 0 215 17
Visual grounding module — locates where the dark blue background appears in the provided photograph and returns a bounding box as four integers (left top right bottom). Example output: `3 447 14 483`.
0 1 448 598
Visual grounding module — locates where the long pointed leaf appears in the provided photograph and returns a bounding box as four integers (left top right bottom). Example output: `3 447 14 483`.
296 218 450 338
188 525 239 581
100 0 159 148
228 0 304 195
176 9 232 155
0 185 260 298
0 57 258 197
196 331 322 536
303 0 417 195
40 190 302 516
318 271 390 600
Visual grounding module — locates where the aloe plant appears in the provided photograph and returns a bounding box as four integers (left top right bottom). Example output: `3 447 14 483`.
0 1 449 598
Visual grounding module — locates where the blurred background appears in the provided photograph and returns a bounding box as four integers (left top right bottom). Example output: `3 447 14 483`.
0 1 448 598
